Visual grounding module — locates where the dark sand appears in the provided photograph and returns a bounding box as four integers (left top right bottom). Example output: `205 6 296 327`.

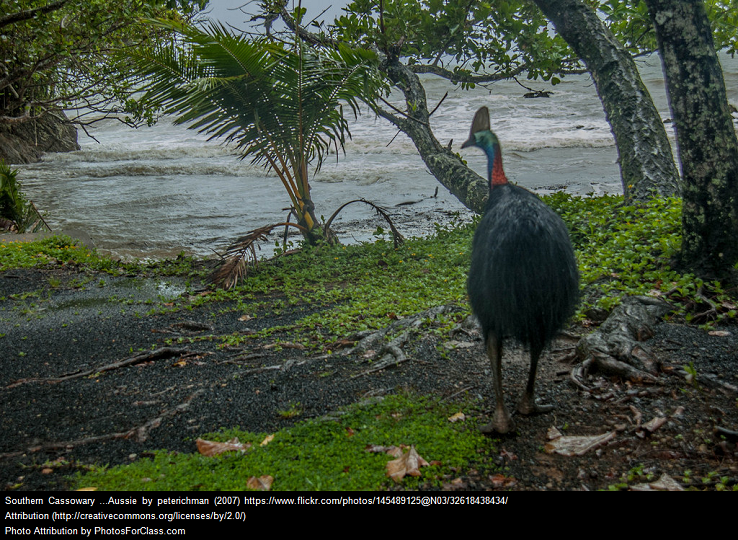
1 265 736 491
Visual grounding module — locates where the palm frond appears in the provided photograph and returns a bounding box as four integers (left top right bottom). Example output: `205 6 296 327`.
129 19 382 166
208 222 309 289
126 18 385 237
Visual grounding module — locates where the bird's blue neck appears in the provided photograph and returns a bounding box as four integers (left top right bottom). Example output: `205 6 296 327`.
479 139 508 186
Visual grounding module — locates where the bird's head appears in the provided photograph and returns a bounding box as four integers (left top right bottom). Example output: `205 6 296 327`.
461 106 507 186
461 106 499 151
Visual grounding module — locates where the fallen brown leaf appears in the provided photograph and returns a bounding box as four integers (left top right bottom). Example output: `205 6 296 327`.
630 473 684 491
246 476 273 491
442 478 468 490
196 438 251 457
544 432 616 456
385 446 429 483
489 474 517 488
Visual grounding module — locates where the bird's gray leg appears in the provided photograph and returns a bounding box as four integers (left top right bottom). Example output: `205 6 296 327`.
517 342 554 415
480 333 516 434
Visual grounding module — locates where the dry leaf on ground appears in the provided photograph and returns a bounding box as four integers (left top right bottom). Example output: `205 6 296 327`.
246 475 273 491
630 474 684 491
544 431 616 456
386 446 429 483
196 437 251 456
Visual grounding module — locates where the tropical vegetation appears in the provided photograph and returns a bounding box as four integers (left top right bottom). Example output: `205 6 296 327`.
0 0 207 129
127 18 386 244
0 160 47 233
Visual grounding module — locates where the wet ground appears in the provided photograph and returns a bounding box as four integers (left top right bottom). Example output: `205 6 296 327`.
1 266 737 491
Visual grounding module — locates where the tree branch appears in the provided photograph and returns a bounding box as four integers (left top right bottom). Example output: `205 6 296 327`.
0 109 32 125
409 63 527 83
278 4 340 48
0 0 69 30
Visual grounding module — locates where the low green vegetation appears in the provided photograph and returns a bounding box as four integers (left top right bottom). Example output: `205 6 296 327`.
0 235 110 271
606 464 737 491
0 234 202 278
178 194 734 343
75 394 493 491
3 194 736 491
547 194 736 327
0 161 48 233
2 195 735 334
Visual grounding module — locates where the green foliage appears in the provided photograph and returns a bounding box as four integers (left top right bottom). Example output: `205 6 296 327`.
74 394 495 491
596 0 738 55
0 161 46 233
334 0 578 85
0 235 200 278
0 235 94 271
157 194 735 348
128 19 385 235
330 0 738 93
545 193 735 326
193 220 473 345
3 195 734 334
0 0 207 124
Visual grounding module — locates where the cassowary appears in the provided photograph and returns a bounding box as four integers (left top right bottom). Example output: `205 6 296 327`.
462 107 579 434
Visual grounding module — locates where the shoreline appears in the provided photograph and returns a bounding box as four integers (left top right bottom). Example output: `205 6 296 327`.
7 170 624 261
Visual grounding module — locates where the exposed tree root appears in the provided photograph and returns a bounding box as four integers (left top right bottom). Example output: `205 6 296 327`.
349 304 460 377
572 296 672 390
6 347 193 389
0 390 204 460
152 321 214 335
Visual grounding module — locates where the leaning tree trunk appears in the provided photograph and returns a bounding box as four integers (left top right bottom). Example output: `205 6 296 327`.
278 6 489 213
534 0 680 202
645 0 738 280
378 58 490 214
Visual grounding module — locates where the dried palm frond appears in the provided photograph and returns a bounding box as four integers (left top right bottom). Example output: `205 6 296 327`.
208 222 308 290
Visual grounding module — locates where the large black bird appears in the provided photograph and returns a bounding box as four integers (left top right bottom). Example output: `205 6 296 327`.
462 107 579 434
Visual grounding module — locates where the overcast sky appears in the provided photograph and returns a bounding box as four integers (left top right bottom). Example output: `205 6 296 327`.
204 1 350 28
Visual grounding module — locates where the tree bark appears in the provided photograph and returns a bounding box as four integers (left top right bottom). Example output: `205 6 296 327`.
645 0 738 279
379 58 490 214
534 0 681 202
281 3 683 212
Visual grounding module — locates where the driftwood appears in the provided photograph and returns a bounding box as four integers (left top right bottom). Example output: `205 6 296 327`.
572 296 672 389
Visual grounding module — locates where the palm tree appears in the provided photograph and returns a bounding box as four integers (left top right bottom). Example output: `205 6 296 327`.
129 18 384 243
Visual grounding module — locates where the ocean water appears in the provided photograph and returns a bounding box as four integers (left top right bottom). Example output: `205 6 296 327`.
15 54 738 259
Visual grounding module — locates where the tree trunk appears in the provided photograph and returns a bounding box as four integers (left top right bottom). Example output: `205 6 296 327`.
534 0 680 202
379 58 490 214
645 0 738 280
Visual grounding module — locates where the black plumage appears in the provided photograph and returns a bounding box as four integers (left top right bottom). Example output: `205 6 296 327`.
463 107 579 434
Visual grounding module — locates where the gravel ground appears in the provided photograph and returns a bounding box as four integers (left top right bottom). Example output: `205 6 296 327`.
1 267 737 491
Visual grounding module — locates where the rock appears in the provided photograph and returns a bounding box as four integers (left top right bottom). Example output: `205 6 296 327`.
0 110 79 164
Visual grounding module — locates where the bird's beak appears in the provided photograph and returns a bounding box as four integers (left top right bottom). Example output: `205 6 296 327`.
461 136 475 149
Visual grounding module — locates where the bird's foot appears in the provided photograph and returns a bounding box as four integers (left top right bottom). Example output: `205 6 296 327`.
516 395 554 416
480 406 516 435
